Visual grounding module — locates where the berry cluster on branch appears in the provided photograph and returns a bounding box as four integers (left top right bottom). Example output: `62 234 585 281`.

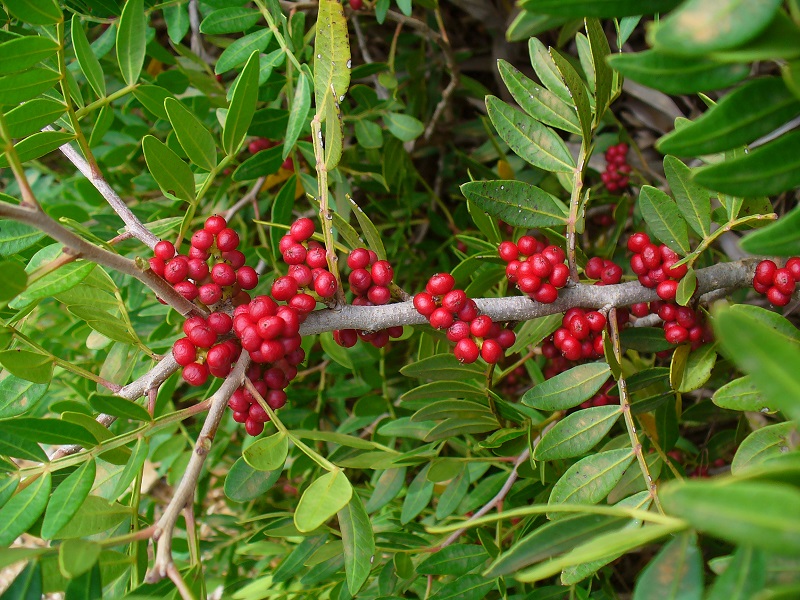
600 142 631 193
752 258 800 306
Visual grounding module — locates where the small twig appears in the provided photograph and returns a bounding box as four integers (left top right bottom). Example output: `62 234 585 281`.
223 177 266 222
423 9 459 141
148 356 249 583
188 0 212 64
167 563 198 600
352 15 389 101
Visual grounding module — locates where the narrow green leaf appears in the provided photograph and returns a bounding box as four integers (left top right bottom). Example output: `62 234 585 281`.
88 395 151 422
461 180 568 228
71 15 105 97
132 85 174 121
547 449 635 520
243 432 289 472
428 573 495 600
0 417 96 447
1 560 42 600
233 145 283 181
658 78 800 157
677 342 716 393
224 457 281 502
663 156 711 238
0 68 61 105
712 376 770 412
365 468 406 513
273 535 329 583
110 437 149 500
534 405 622 460
58 538 101 578
142 135 195 203
639 186 690 255
295 470 352 533
706 546 766 600
283 71 311 160
401 354 484 382
731 422 797 474
9 261 94 310
653 0 782 55
739 202 800 256
41 459 96 539
713 304 800 422
660 479 800 555
164 98 217 171
215 29 272 74
550 49 592 143
54 495 129 539
401 465 434 524
4 99 66 139
0 473 51 546
383 112 424 142
350 197 387 260
199 7 260 34
607 50 749 95
0 430 47 462
522 363 611 410
0 350 53 384
163 4 189 44
64 562 102 600
223 51 260 156
0 260 26 303
0 36 59 76
116 0 145 86
419 544 489 576
519 0 680 18
529 37 571 103
3 0 61 23
0 221 44 256
486 96 576 173
586 18 612 125
338 493 374 594
632 533 703 600
0 131 76 169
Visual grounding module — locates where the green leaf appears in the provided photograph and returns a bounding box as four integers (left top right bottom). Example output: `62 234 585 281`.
713 304 800 422
233 145 283 181
486 514 627 577
0 130 76 168
365 468 406 513
0 68 61 105
706 546 766 600
224 457 281 502
71 16 105 97
425 416 499 442
0 430 47 462
199 7 260 34
586 18 612 125
418 544 489 576
428 573 495 600
522 362 611 410
0 350 53 384
0 417 96 447
547 449 635 519
215 29 273 74
110 437 149 500
0 260 26 303
164 98 217 171
639 186 690 255
0 35 59 76
4 99 67 139
731 422 796 474
663 156 711 238
658 78 800 157
534 405 622 460
401 354 484 382
632 533 703 600
606 50 749 95
163 4 189 44
10 260 94 310
58 538 101 578
142 135 195 203
116 0 145 86
461 180 568 228
739 203 800 256
1 560 42 600
283 71 311 160
653 0 782 56
675 342 715 392
243 432 289 472
354 119 383 148
2 0 61 23
401 465 434 524
0 474 19 510
222 50 260 156
383 112 424 142
519 0 680 17
273 535 329 583
712 376 770 412
64 562 102 600
0 472 51 546
67 305 137 344
295 470 353 533
660 479 800 555
88 395 151 422
41 459 96 539
550 49 592 143
132 85 174 121
486 96 575 173
350 197 387 260
338 492 374 594
0 221 44 256
54 495 128 538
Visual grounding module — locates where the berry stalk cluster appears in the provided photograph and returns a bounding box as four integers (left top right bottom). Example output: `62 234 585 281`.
498 236 569 303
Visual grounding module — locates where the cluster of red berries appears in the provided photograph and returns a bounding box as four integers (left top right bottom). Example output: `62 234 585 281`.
627 232 688 301
631 300 710 348
752 258 800 307
172 312 240 386
584 256 623 285
543 308 607 362
277 217 338 302
601 143 630 193
498 237 569 303
579 380 617 409
349 0 363 9
248 137 294 171
334 248 403 348
414 273 515 364
150 216 258 308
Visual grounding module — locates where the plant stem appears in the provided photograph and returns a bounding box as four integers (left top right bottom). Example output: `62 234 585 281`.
0 112 39 208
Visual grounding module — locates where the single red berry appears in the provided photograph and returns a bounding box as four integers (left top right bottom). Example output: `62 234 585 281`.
457 299 479 322
664 324 689 345
189 246 209 260
204 215 226 234
517 275 541 294
542 245 566 266
276 307 301 336
663 257 688 280
585 311 606 332
656 280 678 301
191 229 214 251
347 248 371 269
529 254 553 278
676 307 696 329
442 289 467 313
754 259 778 286
446 321 471 342
272 276 299 301
767 286 791 306
593 335 604 356
600 263 623 285
208 312 233 334
470 315 493 338
516 236 538 256
429 307 455 330
266 389 287 410
314 271 338 298
533 283 558 304
198 283 223 306
216 228 240 252
236 266 259 290
658 303 677 322
182 362 209 386
563 307 584 326
250 295 278 319
348 268 372 295
305 246 328 269
256 315 284 340
288 293 316 314
387 326 404 338
630 254 648 276
283 243 307 265
753 279 771 294
245 419 265 437
413 292 437 316
785 257 800 281
426 273 455 296
628 233 652 253
584 257 604 280
164 257 189 284
207 343 233 370
367 285 391 305
290 217 315 242
228 390 250 413
349 0 363 10
371 261 394 286
174 281 199 300
641 244 661 270
773 268 796 296
154 240 175 261
560 336 582 361
149 257 166 277
631 302 650 318
481 339 503 364
211 263 237 287
498 241 518 262
248 138 272 154
568 314 591 341
549 263 570 288
495 328 516 349
172 338 197 366
454 338 479 364
281 157 295 171
334 329 358 348
185 258 208 282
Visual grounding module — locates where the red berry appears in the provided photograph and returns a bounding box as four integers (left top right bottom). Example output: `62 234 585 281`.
426 273 455 296
549 263 570 288
334 329 358 348
236 266 259 290
211 263 237 287
387 326 404 338
288 264 313 288
495 328 516 349
517 275 541 294
290 217 315 242
347 248 371 269
442 289 467 313
257 315 284 340
182 362 209 386
154 240 175 261
305 246 327 269
542 245 566 266
529 254 552 278
207 343 233 370
149 257 166 277
281 243 306 265
189 246 209 260
413 292 436 317
272 276 299 301
584 257 604 280
585 311 606 332
481 339 503 364
208 312 233 334
773 268 796 295
767 286 791 306
186 258 208 281
349 0 363 9
656 280 678 301
627 233 650 254
216 228 240 252
498 241 518 262
560 336 581 361
664 324 689 345
191 229 214 251
631 302 650 318
371 261 394 286
600 263 623 285
446 321 471 342
172 338 196 366
454 338 479 364
250 295 278 319
313 270 338 298
786 257 800 281
248 138 272 154
641 244 661 270
568 314 591 341
429 307 454 330
658 303 677 322
367 285 390 305
198 283 223 306
266 389 287 409
470 315 493 338
223 250 246 270
754 260 777 286
676 307 696 329
289 293 316 313
517 236 538 256
174 281 199 300
457 299 479 322
164 257 189 284
204 215 226 234
663 257 688 280
245 419 264 436
533 283 558 304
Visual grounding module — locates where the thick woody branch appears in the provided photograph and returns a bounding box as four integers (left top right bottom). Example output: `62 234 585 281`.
299 259 759 335
0 202 204 317
147 355 250 583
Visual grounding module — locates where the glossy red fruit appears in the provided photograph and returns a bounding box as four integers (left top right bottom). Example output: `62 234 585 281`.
457 299 480 322
208 312 233 334
481 339 503 364
154 240 175 261
657 303 677 323
272 276 299 301
495 328 516 349
470 315 493 338
627 232 650 254
174 281 199 300
211 263 237 287
600 263 623 285
191 229 214 251
773 268 796 295
164 258 189 284
348 268 372 294
313 270 338 298
387 326 404 338
641 244 661 270
549 263 570 288
585 311 606 332
204 215 227 234
528 254 552 278
786 257 800 281
172 338 196 366
426 273 455 296
584 257 604 280
223 250 246 270
517 275 541 294
290 217 315 242
767 286 791 306
454 338 479 363
429 307 454 330
289 293 316 313
517 236 538 256
347 248 371 270
656 280 678 301
498 241 518 262
664 324 689 344
441 289 467 313
371 261 394 286
216 228 240 252
198 283 223 306
533 283 558 304
560 336 582 361
183 362 209 386
250 295 278 319
413 292 436 316
206 344 233 370
446 321 471 342
236 266 259 290
305 246 328 269
542 245 565 266
245 419 265 436
149 257 166 277
367 285 390 305
334 329 358 348
568 314 591 341
288 264 313 288
630 302 650 318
